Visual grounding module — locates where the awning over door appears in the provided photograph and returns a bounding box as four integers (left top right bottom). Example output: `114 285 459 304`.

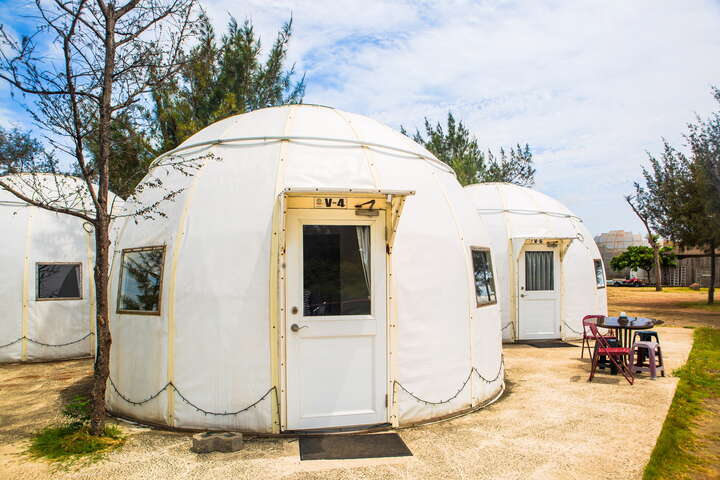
511 235 578 261
282 187 415 254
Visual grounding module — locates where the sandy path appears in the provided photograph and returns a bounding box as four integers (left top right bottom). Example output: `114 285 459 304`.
0 326 692 480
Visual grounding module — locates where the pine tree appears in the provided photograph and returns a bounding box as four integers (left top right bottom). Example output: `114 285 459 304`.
402 112 535 186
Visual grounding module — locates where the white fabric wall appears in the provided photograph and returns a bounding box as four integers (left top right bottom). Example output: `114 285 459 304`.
107 105 504 431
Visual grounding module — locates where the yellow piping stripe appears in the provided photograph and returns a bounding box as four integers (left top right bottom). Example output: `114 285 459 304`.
332 109 381 189
270 106 295 432
430 167 477 405
496 185 517 341
20 208 34 361
165 162 209 425
165 116 240 425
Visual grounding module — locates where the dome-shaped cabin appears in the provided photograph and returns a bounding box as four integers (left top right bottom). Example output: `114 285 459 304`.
465 183 607 342
107 105 504 432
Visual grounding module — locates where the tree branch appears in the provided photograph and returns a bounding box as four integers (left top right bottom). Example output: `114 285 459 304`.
0 180 95 223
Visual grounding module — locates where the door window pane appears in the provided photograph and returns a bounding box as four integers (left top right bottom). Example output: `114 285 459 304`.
594 259 606 288
118 247 165 314
471 248 497 306
303 225 371 316
526 251 554 291
37 263 81 299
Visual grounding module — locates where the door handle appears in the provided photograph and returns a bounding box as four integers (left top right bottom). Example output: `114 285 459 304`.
520 294 525 298
290 323 308 332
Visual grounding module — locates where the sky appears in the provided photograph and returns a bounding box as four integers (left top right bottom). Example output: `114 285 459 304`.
2 0 720 236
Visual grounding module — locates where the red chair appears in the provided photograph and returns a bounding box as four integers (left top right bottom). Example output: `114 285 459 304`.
587 322 634 385
581 315 616 359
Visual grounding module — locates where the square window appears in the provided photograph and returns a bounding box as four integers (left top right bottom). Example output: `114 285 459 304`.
471 248 497 306
117 246 166 314
525 251 554 291
36 263 82 300
594 259 606 288
302 225 371 316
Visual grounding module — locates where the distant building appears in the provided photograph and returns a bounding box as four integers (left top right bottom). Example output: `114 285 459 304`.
662 244 720 287
593 231 720 287
594 230 649 279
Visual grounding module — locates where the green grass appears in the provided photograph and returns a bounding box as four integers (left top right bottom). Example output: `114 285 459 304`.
28 424 124 465
26 395 125 467
643 327 720 479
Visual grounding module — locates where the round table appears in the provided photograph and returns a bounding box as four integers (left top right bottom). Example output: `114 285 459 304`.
597 316 663 350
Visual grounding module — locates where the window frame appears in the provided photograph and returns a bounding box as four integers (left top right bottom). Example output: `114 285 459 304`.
116 245 167 316
35 262 83 301
470 246 498 308
593 258 606 289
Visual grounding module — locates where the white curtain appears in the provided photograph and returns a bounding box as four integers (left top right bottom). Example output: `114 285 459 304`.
356 226 371 293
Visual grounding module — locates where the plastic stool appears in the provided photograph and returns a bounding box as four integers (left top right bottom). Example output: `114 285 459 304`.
633 330 659 344
631 341 665 379
633 331 660 366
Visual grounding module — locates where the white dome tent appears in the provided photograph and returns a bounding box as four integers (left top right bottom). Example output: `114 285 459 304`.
0 173 119 363
465 183 607 342
107 105 504 433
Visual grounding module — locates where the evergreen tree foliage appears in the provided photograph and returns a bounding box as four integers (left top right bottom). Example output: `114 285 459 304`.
0 127 45 174
86 14 305 197
401 112 535 186
85 111 156 198
637 88 720 303
152 14 305 153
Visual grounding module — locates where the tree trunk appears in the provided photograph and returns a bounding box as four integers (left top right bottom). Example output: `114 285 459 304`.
90 219 111 435
653 243 662 291
709 242 716 305
90 6 116 436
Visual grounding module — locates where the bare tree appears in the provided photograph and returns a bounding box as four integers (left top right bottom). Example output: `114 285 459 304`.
625 186 663 291
0 0 202 435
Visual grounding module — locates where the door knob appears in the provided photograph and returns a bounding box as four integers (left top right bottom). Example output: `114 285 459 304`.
290 323 308 332
520 294 525 298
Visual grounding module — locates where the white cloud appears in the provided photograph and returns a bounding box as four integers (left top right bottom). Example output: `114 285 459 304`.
202 0 720 235
2 0 718 236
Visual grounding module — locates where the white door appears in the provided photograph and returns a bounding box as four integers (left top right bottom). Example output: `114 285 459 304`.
518 244 560 340
285 209 387 430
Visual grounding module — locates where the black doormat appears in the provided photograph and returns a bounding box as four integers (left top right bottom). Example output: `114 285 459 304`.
527 341 578 348
299 433 412 461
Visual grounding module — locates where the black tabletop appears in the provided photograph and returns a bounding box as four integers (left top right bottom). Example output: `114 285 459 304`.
597 316 662 330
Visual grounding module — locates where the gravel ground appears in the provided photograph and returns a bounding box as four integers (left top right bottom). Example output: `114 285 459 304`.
0 327 692 480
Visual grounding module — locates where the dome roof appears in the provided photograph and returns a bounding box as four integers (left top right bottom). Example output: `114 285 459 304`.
464 182 577 218
153 104 450 174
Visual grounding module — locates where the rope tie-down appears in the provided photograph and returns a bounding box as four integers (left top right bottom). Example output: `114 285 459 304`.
108 377 278 416
108 358 504 416
394 357 505 406
0 332 94 349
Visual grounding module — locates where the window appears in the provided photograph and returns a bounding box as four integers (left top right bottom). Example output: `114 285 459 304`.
525 251 554 291
36 263 82 300
594 259 606 288
117 246 166 314
303 225 371 316
471 248 497 306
